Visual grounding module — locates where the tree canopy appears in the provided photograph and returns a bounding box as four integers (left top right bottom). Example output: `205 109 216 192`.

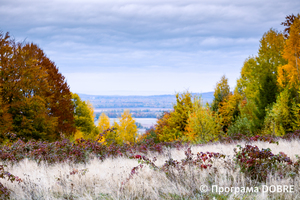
72 93 98 140
0 32 75 141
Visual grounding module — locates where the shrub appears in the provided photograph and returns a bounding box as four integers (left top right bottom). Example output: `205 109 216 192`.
234 144 298 182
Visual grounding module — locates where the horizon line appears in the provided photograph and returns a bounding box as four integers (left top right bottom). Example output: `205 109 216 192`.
76 91 214 97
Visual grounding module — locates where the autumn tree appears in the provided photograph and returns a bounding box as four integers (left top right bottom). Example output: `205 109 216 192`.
156 92 193 142
281 14 296 39
211 75 230 112
0 32 75 141
218 89 242 132
239 29 285 100
235 29 286 134
96 112 110 143
72 93 98 140
184 96 222 143
154 111 171 142
169 92 193 134
278 14 300 90
263 89 293 136
0 84 12 142
115 110 137 144
98 112 110 133
0 32 14 140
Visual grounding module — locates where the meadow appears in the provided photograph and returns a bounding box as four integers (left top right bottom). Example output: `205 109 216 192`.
1 134 300 199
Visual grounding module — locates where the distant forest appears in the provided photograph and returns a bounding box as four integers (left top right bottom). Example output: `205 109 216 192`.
79 93 214 119
78 92 214 109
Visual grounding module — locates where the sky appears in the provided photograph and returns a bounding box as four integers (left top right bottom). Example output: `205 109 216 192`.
1 0 300 95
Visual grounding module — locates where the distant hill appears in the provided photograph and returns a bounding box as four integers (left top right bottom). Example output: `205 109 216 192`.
78 92 214 109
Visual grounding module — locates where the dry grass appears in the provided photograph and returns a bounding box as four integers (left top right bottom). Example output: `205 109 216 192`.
2 139 300 199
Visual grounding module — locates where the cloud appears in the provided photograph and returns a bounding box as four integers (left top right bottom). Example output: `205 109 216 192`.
1 0 300 94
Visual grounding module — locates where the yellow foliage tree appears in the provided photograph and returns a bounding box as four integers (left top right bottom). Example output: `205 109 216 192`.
239 29 285 100
72 93 98 140
87 101 95 123
98 113 110 132
73 130 84 140
115 110 137 144
155 92 193 142
278 14 300 89
97 113 110 143
218 91 242 132
263 89 293 136
235 29 286 134
184 96 222 143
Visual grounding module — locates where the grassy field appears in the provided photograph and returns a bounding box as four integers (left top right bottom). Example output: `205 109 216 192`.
1 139 300 199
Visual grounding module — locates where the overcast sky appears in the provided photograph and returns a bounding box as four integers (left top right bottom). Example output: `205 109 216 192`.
1 0 299 95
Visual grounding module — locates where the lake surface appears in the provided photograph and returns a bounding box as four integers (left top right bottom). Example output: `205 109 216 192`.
109 118 157 129
95 118 158 129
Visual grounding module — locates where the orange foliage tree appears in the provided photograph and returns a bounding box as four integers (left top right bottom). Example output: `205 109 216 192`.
154 111 172 142
0 84 12 141
0 32 75 141
218 91 242 132
278 14 300 90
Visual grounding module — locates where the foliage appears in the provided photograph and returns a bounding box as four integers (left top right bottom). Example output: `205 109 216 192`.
137 127 160 144
211 75 230 112
72 93 98 140
263 89 293 136
218 91 242 132
184 96 222 143
155 92 193 142
257 28 287 76
278 14 300 90
227 116 253 136
238 57 260 100
254 73 278 129
239 29 285 100
219 133 278 144
234 29 286 135
234 144 299 182
97 112 110 143
167 92 193 141
98 127 121 146
0 137 187 166
281 14 296 39
227 98 258 136
73 129 84 141
291 99 300 130
0 85 12 142
114 110 138 144
126 147 226 188
0 32 75 141
154 111 172 142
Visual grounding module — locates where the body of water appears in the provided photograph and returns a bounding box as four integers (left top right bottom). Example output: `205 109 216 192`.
109 118 157 129
95 117 157 131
